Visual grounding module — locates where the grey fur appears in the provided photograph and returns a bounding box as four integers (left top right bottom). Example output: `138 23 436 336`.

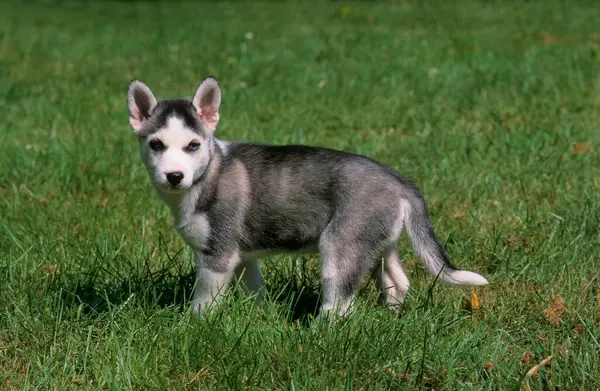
126 78 489 317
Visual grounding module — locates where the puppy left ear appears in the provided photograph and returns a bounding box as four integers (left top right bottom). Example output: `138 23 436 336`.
192 77 221 130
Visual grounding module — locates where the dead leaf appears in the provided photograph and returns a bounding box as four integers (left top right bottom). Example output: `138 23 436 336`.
525 355 554 377
540 32 569 45
385 367 399 379
504 235 530 249
78 163 89 174
462 291 480 311
71 376 84 386
544 296 568 325
571 141 592 155
557 344 568 356
537 332 548 341
401 371 412 380
452 209 466 219
471 291 480 309
188 366 215 384
522 351 534 365
42 264 60 275
35 196 50 205
483 361 494 371
504 235 519 247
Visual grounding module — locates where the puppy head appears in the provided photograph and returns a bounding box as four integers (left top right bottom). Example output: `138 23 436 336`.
126 77 221 192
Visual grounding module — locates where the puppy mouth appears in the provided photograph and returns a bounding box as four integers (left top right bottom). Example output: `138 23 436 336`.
154 181 187 193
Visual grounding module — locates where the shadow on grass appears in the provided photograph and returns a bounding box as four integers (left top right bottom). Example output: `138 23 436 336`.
48 252 322 324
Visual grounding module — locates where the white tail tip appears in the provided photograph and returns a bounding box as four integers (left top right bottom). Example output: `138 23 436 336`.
443 270 489 286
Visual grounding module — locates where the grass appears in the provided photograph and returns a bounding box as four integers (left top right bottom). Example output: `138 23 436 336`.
1 0 600 389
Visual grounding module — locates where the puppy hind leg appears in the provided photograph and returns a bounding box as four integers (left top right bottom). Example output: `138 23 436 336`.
233 259 266 302
375 247 410 308
317 214 393 319
320 260 363 318
319 240 369 318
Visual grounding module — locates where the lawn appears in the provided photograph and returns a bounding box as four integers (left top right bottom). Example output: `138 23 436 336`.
1 0 599 389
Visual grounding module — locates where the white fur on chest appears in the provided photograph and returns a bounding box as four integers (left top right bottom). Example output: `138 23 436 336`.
159 189 210 250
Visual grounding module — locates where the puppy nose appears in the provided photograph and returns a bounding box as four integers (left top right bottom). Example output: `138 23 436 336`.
166 171 184 186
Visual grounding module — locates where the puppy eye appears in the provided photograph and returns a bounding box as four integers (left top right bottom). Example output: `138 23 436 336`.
149 139 165 151
186 141 201 152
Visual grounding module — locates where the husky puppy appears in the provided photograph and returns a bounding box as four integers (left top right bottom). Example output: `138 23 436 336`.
126 77 488 316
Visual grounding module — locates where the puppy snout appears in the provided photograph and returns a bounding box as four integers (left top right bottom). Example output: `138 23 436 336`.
166 171 184 186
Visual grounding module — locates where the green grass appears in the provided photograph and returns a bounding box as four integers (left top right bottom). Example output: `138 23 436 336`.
1 0 600 389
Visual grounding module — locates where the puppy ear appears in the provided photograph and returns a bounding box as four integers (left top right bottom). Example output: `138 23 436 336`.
127 80 158 132
192 77 221 130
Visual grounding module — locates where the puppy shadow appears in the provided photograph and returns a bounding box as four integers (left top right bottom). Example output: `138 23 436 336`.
54 268 196 315
51 255 322 324
263 278 322 325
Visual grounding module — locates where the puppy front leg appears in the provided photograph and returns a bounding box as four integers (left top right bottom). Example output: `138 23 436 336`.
191 250 237 314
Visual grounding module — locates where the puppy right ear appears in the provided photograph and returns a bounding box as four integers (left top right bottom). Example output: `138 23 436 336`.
192 77 221 131
127 80 158 133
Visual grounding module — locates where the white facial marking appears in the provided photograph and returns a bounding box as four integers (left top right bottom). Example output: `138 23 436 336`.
140 116 211 191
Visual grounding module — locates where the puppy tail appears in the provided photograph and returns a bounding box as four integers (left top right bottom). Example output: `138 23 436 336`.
404 197 489 286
